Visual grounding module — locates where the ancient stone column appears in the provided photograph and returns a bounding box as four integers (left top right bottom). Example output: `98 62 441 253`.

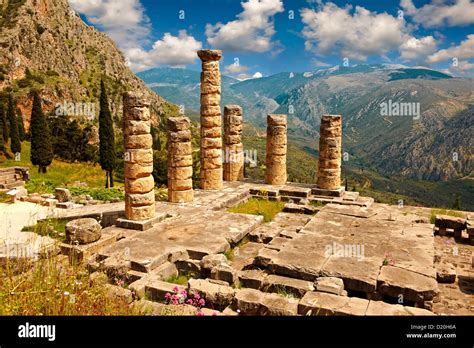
167 117 194 203
123 92 155 221
198 49 223 190
265 114 287 185
224 105 244 181
317 115 342 191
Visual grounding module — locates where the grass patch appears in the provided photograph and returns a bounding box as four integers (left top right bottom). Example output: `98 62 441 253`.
310 201 327 208
68 187 124 201
164 274 190 286
0 257 135 315
224 236 250 261
0 191 11 203
228 198 285 223
0 142 120 194
429 208 465 224
21 218 71 243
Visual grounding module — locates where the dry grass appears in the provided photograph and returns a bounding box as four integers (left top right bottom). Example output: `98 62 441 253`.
0 256 135 316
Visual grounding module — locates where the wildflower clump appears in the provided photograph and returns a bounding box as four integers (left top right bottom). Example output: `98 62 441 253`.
164 286 206 315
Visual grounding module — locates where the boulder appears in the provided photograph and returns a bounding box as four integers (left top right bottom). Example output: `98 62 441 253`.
66 218 102 245
55 188 72 203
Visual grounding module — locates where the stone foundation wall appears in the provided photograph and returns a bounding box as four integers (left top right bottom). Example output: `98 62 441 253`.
123 92 155 221
265 114 287 185
167 117 194 203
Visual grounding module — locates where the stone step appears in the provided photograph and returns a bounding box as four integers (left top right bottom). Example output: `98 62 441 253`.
0 181 26 189
249 187 279 197
283 203 319 215
279 186 312 198
144 280 186 302
188 278 235 308
377 265 439 303
0 178 18 185
232 288 298 316
298 291 433 316
280 196 305 203
261 274 314 298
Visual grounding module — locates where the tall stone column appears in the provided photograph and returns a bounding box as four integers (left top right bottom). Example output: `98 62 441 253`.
123 92 155 221
167 117 194 203
316 115 343 194
198 49 223 190
224 105 244 181
265 114 287 185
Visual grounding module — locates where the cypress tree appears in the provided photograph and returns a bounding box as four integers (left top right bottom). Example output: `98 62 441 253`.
0 112 5 154
0 102 8 143
17 108 26 141
30 91 53 173
453 195 462 210
7 94 21 155
98 80 115 188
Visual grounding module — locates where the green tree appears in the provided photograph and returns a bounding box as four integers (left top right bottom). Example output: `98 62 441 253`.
16 108 26 141
0 102 8 144
0 113 5 154
7 94 21 155
453 195 462 210
98 80 116 188
30 91 53 173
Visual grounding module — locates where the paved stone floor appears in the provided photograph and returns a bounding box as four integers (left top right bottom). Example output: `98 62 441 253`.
3 181 473 315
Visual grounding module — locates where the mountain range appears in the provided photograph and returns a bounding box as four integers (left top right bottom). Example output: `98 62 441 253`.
139 64 473 182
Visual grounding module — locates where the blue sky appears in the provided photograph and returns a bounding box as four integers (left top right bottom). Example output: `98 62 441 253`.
69 0 474 78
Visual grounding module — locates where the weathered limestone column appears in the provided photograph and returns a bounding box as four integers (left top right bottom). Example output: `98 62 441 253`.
167 117 193 203
265 114 287 185
198 49 223 190
123 92 155 221
317 115 342 191
224 105 244 181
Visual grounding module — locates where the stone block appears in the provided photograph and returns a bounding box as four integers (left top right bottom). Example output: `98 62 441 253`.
315 277 345 296
188 279 235 307
66 218 102 245
298 291 369 316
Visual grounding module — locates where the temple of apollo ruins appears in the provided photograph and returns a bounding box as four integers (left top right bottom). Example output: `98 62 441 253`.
53 49 468 316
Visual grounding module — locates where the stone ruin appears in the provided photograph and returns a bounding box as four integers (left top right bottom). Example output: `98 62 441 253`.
167 117 193 203
198 49 223 191
223 105 244 182
265 114 287 186
23 49 470 317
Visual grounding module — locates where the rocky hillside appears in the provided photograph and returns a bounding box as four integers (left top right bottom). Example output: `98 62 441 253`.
0 0 169 127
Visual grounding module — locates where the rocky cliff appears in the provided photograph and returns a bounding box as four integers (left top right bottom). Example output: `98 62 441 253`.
0 0 167 127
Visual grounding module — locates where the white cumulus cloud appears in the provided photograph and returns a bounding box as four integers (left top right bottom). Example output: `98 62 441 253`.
69 0 150 48
400 0 474 28
428 34 474 63
223 63 250 75
400 36 438 62
69 0 202 71
300 3 409 61
206 0 284 53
